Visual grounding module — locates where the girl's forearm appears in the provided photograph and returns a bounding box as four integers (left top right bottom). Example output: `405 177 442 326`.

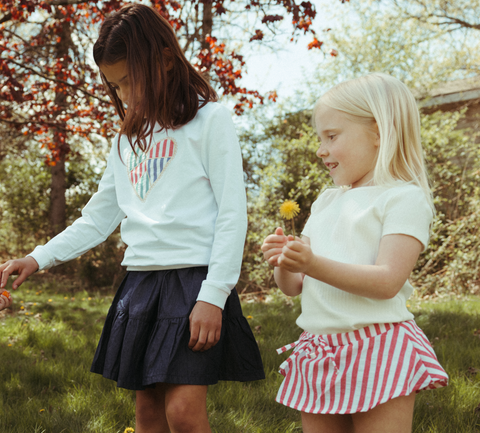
305 255 404 300
274 266 303 297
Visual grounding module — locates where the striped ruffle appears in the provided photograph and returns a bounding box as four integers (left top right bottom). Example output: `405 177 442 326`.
276 321 448 414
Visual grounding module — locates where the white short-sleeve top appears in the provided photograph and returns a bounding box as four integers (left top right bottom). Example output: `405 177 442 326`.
298 182 433 335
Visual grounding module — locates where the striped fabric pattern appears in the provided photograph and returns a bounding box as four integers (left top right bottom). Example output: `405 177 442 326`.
127 138 177 200
276 321 448 414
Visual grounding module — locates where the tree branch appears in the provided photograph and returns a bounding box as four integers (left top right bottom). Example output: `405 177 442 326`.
391 0 480 31
7 58 110 104
0 118 67 133
0 12 12 24
47 0 93 5
434 13 480 31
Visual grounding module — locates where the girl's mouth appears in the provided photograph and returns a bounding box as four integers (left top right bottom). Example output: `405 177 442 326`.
325 162 338 171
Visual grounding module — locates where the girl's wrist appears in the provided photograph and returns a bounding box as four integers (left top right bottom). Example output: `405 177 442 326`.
305 254 321 278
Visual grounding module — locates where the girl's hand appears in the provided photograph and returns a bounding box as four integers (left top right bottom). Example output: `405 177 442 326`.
261 227 288 266
0 257 39 290
278 237 316 274
188 301 222 352
0 291 11 311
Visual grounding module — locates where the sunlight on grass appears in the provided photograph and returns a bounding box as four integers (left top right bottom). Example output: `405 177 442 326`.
0 280 479 432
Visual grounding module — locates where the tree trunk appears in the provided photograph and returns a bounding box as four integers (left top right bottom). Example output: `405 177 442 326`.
201 0 213 82
49 153 66 236
201 0 213 49
49 7 72 236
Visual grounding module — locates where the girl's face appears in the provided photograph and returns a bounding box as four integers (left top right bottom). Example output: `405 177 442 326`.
100 59 135 107
315 103 379 189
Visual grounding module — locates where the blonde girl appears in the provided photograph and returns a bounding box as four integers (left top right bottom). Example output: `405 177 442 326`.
262 73 447 433
0 4 264 432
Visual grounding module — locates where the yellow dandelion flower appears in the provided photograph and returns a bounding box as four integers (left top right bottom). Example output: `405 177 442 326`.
48 299 52 302
279 200 300 220
124 428 135 433
39 408 45 413
247 315 253 319
279 200 300 237
1 290 11 299
88 297 92 300
20 306 25 310
64 297 68 300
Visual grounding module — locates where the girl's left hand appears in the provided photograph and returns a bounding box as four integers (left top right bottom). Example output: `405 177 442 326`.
0 290 12 311
278 237 316 274
188 301 222 352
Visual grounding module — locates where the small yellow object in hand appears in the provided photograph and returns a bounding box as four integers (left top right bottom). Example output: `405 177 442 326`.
1 290 11 300
279 200 300 237
124 428 135 433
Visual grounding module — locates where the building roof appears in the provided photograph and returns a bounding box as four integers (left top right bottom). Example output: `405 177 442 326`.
419 76 480 108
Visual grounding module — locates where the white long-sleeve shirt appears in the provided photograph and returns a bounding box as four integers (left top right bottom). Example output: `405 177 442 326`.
29 102 247 309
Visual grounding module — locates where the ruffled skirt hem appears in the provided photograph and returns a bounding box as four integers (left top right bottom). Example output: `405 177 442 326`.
91 269 265 390
276 321 448 414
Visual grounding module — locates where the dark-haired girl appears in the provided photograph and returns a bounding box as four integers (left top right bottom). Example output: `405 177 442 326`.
0 4 264 432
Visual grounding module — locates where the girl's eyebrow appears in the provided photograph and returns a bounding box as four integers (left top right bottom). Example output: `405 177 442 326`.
108 75 128 86
319 127 339 134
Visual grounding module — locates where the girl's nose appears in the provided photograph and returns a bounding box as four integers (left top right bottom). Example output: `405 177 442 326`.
117 88 127 105
316 144 328 158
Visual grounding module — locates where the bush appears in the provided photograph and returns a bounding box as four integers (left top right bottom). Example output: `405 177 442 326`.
243 108 480 297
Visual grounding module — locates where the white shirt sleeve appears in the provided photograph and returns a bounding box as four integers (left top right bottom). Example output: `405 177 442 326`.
381 184 433 250
195 106 248 309
28 144 126 270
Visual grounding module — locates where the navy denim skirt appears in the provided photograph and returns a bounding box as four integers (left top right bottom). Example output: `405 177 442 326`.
90 267 265 390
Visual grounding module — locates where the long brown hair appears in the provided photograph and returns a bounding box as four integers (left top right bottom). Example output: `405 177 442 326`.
93 4 217 152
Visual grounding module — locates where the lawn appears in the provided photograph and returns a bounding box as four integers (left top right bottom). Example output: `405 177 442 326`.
0 277 479 432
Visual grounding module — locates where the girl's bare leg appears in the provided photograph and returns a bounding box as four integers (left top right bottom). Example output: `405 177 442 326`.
136 385 169 433
164 384 211 433
352 393 416 433
301 412 354 433
136 383 210 433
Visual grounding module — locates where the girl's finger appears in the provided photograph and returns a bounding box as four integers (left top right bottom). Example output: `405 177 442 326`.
285 240 304 252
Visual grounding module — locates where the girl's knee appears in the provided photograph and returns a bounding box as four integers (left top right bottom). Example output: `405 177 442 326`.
165 385 209 432
166 402 206 432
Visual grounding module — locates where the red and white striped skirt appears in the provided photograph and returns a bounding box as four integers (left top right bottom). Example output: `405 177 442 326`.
276 321 448 414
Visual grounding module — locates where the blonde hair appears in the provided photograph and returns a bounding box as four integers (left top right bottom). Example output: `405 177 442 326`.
313 73 434 212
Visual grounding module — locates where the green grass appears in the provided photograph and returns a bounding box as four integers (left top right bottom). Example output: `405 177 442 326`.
1 279 479 432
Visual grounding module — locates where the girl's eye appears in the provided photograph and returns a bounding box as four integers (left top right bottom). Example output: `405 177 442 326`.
328 135 336 140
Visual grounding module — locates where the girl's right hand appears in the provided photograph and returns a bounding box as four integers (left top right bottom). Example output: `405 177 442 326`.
0 257 39 290
261 227 289 267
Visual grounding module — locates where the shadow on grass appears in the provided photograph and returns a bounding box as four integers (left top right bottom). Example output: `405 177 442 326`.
1 285 479 432
410 304 480 433
0 284 135 433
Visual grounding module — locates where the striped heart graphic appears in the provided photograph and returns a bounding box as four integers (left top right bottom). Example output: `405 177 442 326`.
126 138 177 200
